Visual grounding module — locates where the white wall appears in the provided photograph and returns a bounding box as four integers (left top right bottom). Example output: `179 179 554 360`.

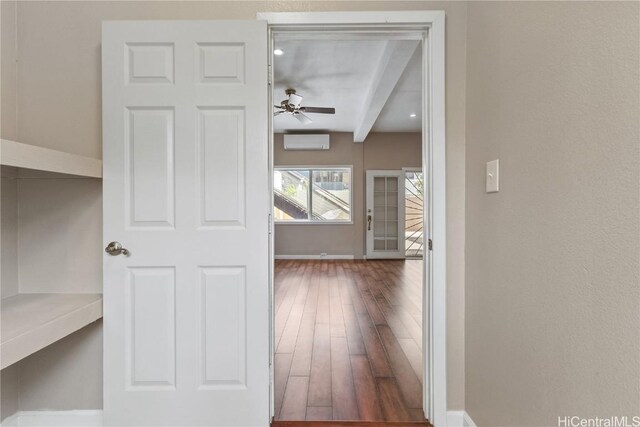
465 2 640 425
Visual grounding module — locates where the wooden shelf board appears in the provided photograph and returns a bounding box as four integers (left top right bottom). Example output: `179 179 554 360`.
0 139 102 178
1 293 103 369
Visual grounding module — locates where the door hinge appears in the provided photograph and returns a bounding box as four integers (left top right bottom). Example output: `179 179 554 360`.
428 239 433 251
268 64 273 86
268 213 272 234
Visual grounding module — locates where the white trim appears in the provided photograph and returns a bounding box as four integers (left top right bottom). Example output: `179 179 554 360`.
275 254 354 260
447 411 477 427
1 293 103 370
267 25 276 420
260 11 447 427
0 139 102 178
1 411 103 427
403 166 423 173
258 11 445 26
424 12 447 427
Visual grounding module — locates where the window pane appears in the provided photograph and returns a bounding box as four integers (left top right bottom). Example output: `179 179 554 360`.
273 170 309 220
311 169 351 221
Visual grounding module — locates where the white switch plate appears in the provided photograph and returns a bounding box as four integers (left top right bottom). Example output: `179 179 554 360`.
486 159 499 193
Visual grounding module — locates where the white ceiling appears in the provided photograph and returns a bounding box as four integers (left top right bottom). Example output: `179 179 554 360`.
273 38 422 138
371 47 422 133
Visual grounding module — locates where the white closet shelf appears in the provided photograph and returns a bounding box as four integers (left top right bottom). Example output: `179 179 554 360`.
0 139 102 178
1 293 103 369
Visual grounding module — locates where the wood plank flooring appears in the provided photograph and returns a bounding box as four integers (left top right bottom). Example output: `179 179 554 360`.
274 260 425 422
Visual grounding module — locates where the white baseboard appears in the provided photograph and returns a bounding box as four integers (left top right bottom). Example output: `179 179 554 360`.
447 410 477 427
4 410 471 427
275 254 354 260
1 410 103 427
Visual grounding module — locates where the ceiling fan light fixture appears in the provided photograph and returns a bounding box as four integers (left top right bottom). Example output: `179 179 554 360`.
409 113 417 118
274 48 284 56
288 93 303 108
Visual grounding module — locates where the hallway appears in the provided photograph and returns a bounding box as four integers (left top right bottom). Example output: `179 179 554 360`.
274 260 425 422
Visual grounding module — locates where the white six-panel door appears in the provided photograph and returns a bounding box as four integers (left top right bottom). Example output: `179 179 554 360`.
102 21 269 426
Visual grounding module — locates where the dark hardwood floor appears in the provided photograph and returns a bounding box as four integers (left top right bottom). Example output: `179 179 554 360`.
274 260 425 422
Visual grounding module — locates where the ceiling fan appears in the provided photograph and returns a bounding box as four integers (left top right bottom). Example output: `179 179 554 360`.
274 88 336 125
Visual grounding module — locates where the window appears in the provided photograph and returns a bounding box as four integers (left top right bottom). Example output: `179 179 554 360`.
274 167 352 223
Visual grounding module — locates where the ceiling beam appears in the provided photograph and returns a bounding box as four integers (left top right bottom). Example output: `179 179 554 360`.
352 40 419 143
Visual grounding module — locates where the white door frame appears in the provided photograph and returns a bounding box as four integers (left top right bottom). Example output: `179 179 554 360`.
258 11 447 427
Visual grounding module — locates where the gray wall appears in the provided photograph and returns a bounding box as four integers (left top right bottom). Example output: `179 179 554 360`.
274 132 422 259
464 2 640 425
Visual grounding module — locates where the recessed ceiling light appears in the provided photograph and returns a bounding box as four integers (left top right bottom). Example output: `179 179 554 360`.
274 48 284 56
409 113 417 118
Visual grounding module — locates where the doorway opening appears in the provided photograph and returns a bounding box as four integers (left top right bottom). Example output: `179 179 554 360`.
270 30 427 423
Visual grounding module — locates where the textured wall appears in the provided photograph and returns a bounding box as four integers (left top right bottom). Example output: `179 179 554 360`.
465 2 640 425
0 0 17 140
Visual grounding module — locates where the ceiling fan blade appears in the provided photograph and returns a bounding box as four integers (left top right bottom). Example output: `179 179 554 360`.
293 111 312 125
288 93 303 108
274 110 285 116
299 106 335 114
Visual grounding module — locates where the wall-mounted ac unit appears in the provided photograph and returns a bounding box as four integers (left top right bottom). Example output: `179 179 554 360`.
283 134 330 150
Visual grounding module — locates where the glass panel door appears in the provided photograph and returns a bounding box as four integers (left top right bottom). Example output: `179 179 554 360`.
366 171 404 259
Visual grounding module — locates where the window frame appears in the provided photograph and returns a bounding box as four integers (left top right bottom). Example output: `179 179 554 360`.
274 165 354 225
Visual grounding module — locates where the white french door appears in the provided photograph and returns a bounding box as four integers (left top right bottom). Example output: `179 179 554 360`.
365 170 405 259
102 21 269 426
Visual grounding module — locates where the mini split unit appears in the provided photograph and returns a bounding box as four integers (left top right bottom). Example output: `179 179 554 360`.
283 134 330 150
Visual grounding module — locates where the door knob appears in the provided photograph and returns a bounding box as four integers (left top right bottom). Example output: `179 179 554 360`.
105 241 130 256
367 215 372 231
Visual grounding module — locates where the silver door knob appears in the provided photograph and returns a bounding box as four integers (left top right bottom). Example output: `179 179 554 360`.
105 241 130 256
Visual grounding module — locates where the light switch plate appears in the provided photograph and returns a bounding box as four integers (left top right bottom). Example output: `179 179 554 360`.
486 159 499 193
